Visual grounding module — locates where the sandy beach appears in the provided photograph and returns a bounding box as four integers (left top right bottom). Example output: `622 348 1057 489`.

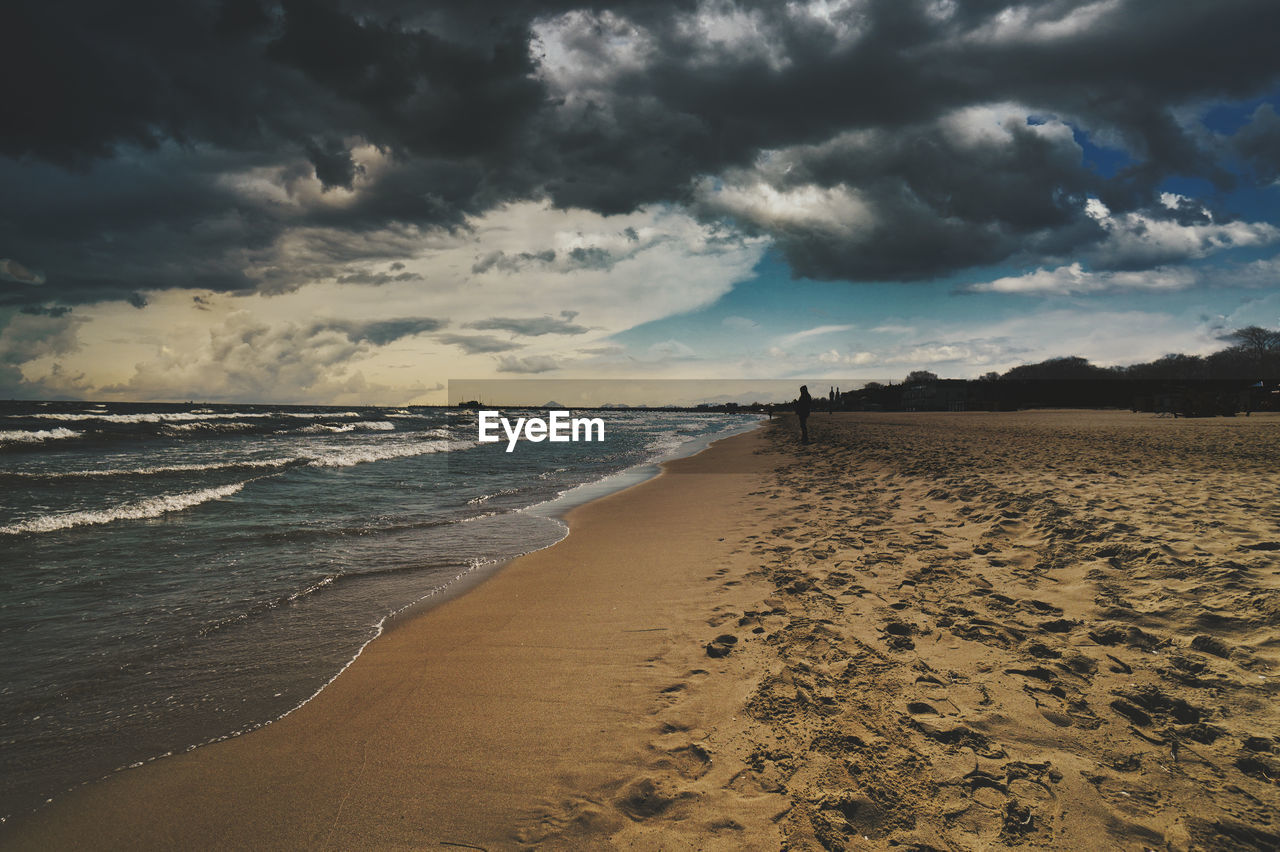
7 411 1280 850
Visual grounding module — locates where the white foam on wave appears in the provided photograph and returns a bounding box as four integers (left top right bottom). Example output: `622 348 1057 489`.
8 436 472 480
297 420 394 435
287 575 335 602
0 427 83 444
0 482 248 535
467 487 520 505
298 423 357 434
6 458 298 479
302 439 457 467
163 421 256 434
30 411 362 423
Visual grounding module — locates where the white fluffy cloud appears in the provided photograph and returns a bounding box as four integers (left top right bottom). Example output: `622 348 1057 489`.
967 0 1123 45
969 249 1280 296
971 262 1199 295
1085 196 1280 269
696 177 874 237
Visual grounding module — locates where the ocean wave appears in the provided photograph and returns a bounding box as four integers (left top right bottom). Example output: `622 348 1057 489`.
5 437 469 480
298 423 357 434
645 433 689 455
2 458 300 479
302 440 455 467
162 421 257 434
297 420 395 434
29 411 361 423
0 482 248 535
287 576 335 602
198 575 338 637
467 487 520 505
0 427 82 445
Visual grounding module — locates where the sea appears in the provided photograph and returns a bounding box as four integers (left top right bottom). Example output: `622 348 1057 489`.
0 400 759 821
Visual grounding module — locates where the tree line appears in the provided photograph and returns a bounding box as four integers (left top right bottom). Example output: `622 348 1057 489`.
844 326 1279 414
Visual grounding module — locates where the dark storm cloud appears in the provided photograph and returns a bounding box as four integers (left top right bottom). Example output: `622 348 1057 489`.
700 114 1112 279
335 270 423 284
3 0 1279 304
1234 104 1280 183
305 138 364 191
471 249 557 274
266 0 545 159
436 333 524 354
566 247 615 271
1 0 544 165
0 0 546 307
318 317 448 344
464 314 589 336
19 304 73 317
468 246 618 273
0 150 272 306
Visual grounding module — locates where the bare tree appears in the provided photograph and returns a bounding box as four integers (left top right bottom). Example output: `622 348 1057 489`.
1220 326 1280 363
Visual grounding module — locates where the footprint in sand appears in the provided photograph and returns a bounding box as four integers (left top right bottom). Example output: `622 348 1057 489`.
1004 665 1101 729
614 777 691 821
705 634 738 658
881 619 916 650
656 743 713 779
1234 753 1280 785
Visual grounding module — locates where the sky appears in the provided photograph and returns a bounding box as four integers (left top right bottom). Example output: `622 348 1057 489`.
2 0 1279 405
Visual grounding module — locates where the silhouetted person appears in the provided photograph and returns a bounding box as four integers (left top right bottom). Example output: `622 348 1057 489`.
796 385 812 443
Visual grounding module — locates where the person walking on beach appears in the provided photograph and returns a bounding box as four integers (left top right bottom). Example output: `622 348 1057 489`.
796 385 812 444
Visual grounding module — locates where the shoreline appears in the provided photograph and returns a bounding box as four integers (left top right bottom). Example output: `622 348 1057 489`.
8 410 1279 850
377 416 763 640
4 420 781 849
0 417 761 827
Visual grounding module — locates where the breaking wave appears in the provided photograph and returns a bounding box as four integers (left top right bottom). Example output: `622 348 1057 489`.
297 421 396 434
28 411 361 423
0 482 249 535
0 428 82 445
2 458 300 480
302 440 456 467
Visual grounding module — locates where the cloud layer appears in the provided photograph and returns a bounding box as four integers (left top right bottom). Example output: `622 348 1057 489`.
2 0 1278 401
4 0 1279 310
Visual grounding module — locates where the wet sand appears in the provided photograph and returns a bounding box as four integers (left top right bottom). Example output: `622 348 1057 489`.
7 411 1280 850
4 426 785 849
